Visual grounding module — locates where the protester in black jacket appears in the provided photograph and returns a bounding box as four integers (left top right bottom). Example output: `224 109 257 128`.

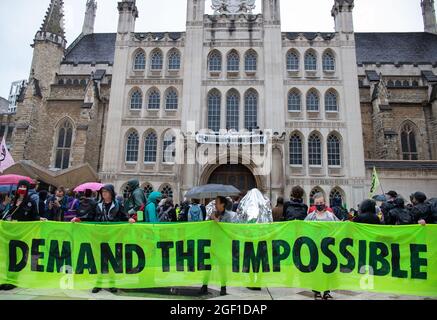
283 186 308 221
409 192 432 225
72 189 97 222
388 198 414 225
95 184 131 223
380 190 398 224
2 180 45 222
353 199 381 225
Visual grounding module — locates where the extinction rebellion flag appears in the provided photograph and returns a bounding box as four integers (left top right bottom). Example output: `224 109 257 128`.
369 167 380 198
0 221 436 297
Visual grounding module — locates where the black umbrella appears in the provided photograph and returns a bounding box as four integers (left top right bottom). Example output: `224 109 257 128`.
185 184 240 199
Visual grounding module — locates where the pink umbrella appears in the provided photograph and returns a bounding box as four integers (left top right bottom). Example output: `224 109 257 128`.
74 182 104 193
0 174 34 186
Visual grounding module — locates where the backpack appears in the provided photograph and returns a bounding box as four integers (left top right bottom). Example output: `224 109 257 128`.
188 204 203 222
285 202 307 221
77 199 96 221
427 198 437 214
395 208 414 225
333 206 349 221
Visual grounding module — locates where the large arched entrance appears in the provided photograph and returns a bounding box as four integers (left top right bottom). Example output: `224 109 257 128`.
207 164 257 193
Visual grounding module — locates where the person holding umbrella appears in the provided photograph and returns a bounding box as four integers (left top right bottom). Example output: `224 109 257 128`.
201 196 239 296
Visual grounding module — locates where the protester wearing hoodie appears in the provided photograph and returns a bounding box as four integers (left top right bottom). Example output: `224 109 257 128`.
388 198 414 225
145 191 162 223
94 185 132 223
409 192 432 225
125 179 147 218
331 196 348 221
283 186 309 221
2 180 44 222
91 184 133 294
381 191 398 224
353 199 381 225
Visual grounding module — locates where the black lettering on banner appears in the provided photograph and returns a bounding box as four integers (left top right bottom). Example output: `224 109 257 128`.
125 244 145 274
157 241 174 272
75 243 97 274
47 240 72 273
31 239 45 272
8 240 29 272
197 240 212 271
358 240 367 274
410 244 427 280
292 237 319 273
339 238 355 273
321 237 337 274
101 243 123 274
242 241 270 273
391 244 408 279
232 240 240 273
369 242 390 276
176 240 195 272
272 240 291 272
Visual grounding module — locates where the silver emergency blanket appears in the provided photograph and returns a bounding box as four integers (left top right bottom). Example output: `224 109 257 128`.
205 200 216 220
236 189 273 223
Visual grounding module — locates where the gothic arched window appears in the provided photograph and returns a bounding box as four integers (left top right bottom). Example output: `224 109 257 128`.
163 132 176 163
208 51 222 72
144 184 154 199
144 131 158 163
55 119 73 169
126 131 139 163
288 89 301 112
208 90 221 132
306 90 320 112
244 90 258 130
323 51 335 71
401 123 418 160
327 134 341 166
130 89 143 110
308 133 322 166
168 50 181 70
160 185 173 199
150 50 163 70
226 91 240 131
304 51 317 71
165 88 178 110
227 51 240 72
134 51 146 70
287 50 299 71
329 187 344 207
245 50 257 72
325 90 339 112
289 133 303 166
148 89 161 109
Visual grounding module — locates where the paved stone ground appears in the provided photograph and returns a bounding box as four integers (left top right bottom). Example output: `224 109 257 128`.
0 287 435 300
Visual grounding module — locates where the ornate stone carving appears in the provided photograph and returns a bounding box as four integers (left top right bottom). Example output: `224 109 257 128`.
211 0 256 15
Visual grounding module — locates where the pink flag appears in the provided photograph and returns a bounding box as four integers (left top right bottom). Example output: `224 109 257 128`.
0 136 14 173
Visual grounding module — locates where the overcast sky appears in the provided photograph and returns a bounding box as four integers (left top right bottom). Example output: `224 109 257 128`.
0 0 432 98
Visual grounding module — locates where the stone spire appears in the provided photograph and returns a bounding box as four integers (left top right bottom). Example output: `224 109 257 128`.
34 0 67 48
82 0 97 35
421 0 437 34
40 0 65 37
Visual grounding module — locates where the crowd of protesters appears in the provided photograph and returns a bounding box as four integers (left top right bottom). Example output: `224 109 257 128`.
0 179 436 297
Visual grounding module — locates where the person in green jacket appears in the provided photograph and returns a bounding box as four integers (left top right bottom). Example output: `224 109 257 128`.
125 179 147 218
145 191 162 223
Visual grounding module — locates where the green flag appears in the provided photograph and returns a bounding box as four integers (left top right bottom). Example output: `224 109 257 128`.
369 166 380 198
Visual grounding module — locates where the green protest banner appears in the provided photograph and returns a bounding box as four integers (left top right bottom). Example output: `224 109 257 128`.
0 221 436 297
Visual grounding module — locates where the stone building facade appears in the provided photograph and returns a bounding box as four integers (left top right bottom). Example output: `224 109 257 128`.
11 0 437 206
